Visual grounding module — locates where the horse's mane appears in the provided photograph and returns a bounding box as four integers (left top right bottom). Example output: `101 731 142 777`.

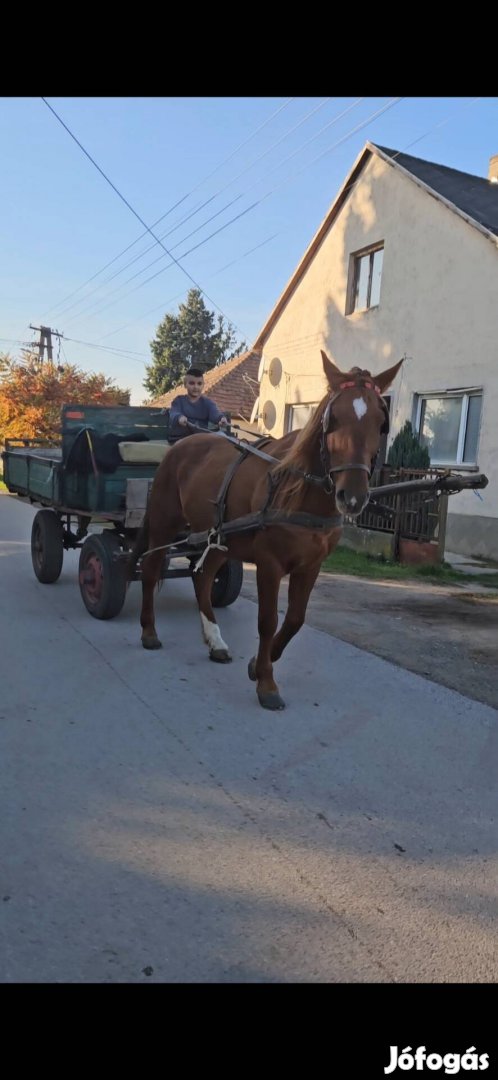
270 393 330 508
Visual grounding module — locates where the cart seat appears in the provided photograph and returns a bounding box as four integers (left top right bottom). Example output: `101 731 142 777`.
118 440 171 464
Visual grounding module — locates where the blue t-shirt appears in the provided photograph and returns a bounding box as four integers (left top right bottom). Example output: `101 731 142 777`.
169 393 224 438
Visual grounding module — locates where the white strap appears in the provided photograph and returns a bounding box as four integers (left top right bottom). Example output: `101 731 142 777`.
192 528 228 573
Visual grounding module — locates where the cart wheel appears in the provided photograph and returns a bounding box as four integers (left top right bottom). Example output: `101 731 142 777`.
210 559 243 608
31 510 64 583
78 532 127 619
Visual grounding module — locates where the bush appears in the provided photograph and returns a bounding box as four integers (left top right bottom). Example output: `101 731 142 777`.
387 420 430 469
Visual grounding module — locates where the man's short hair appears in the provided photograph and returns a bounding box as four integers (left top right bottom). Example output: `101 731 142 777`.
185 367 204 379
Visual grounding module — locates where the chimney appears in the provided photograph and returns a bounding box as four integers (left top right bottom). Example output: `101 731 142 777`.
489 155 498 183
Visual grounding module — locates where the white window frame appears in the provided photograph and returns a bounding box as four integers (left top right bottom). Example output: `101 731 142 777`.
347 243 384 315
414 389 482 467
286 403 319 433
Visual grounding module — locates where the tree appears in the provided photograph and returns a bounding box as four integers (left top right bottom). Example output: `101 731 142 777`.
387 420 430 469
144 288 247 398
0 353 130 445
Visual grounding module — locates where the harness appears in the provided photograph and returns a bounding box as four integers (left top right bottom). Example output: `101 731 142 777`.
140 378 390 568
320 379 390 479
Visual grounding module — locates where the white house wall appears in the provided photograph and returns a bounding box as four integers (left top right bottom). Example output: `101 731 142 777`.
258 153 498 555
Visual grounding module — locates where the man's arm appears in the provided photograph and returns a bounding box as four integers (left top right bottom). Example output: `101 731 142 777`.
169 396 188 433
205 397 227 426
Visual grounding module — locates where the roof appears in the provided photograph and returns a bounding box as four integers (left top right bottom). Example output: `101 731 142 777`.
253 141 498 351
375 145 498 238
152 350 261 419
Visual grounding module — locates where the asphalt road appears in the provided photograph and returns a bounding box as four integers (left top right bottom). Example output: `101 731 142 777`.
1 494 497 983
242 566 498 710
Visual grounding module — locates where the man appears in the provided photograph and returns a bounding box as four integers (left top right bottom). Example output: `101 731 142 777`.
169 367 228 439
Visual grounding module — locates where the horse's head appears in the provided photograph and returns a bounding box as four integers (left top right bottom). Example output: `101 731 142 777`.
320 349 403 516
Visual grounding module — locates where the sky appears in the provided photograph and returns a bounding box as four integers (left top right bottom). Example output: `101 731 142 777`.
1 96 497 404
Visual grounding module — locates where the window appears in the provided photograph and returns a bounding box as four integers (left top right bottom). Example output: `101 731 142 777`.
286 403 318 432
347 245 384 314
416 391 482 466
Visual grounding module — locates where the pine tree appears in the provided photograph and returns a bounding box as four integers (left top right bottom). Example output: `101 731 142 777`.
387 420 430 469
144 288 246 398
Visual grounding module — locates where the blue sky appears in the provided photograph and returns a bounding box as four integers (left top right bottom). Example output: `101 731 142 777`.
1 96 497 403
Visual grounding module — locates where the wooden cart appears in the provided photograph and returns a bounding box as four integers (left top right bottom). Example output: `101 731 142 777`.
1 403 243 619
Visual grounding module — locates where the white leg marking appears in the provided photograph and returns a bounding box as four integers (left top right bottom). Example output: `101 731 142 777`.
200 612 229 652
353 396 367 420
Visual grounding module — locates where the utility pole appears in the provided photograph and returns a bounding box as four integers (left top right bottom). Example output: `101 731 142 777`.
29 325 64 364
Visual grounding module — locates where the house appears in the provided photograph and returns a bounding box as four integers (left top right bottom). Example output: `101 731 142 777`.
252 142 498 559
153 349 261 434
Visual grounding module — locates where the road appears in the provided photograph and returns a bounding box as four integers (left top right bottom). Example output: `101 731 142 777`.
1 493 497 983
242 566 498 710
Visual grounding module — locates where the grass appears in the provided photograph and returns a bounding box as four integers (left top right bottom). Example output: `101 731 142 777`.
322 545 498 589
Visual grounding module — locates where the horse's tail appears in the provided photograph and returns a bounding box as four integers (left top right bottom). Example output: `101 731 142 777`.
127 508 149 582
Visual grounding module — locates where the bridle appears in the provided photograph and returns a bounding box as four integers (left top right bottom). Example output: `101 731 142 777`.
320 378 390 481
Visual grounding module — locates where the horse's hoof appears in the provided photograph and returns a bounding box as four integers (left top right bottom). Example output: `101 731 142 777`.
257 691 286 711
209 649 232 664
248 657 257 682
142 636 162 650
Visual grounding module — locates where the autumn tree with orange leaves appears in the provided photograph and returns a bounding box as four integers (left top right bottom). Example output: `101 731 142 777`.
0 353 130 445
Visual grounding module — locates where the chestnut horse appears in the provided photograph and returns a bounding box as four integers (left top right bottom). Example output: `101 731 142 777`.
129 351 402 710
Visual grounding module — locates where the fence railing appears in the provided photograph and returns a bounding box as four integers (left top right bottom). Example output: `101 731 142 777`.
346 467 450 544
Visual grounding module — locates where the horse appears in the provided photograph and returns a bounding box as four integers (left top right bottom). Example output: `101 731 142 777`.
129 350 403 710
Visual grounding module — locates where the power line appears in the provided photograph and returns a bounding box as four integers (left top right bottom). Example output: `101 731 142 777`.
62 98 367 326
121 100 487 365
49 97 333 321
63 335 150 359
398 96 482 154
98 233 280 342
39 95 487 378
67 98 395 328
0 337 33 346
0 332 148 369
69 99 361 322
65 197 265 324
58 189 249 320
41 97 246 336
41 97 295 319
103 96 488 344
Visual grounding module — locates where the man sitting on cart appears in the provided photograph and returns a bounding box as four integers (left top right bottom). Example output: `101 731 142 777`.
169 367 228 440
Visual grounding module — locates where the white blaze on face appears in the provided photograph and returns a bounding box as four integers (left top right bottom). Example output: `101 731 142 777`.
353 396 368 420
200 613 229 653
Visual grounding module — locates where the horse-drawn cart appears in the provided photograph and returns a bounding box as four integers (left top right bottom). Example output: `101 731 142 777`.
2 399 489 623
1 403 244 619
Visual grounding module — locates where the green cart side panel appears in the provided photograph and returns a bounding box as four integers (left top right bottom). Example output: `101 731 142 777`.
2 448 62 502
62 463 158 513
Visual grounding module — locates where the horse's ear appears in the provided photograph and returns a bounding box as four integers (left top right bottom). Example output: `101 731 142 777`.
321 349 344 389
373 358 404 393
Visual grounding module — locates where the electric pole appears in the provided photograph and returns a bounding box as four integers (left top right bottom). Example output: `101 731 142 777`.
29 325 64 364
